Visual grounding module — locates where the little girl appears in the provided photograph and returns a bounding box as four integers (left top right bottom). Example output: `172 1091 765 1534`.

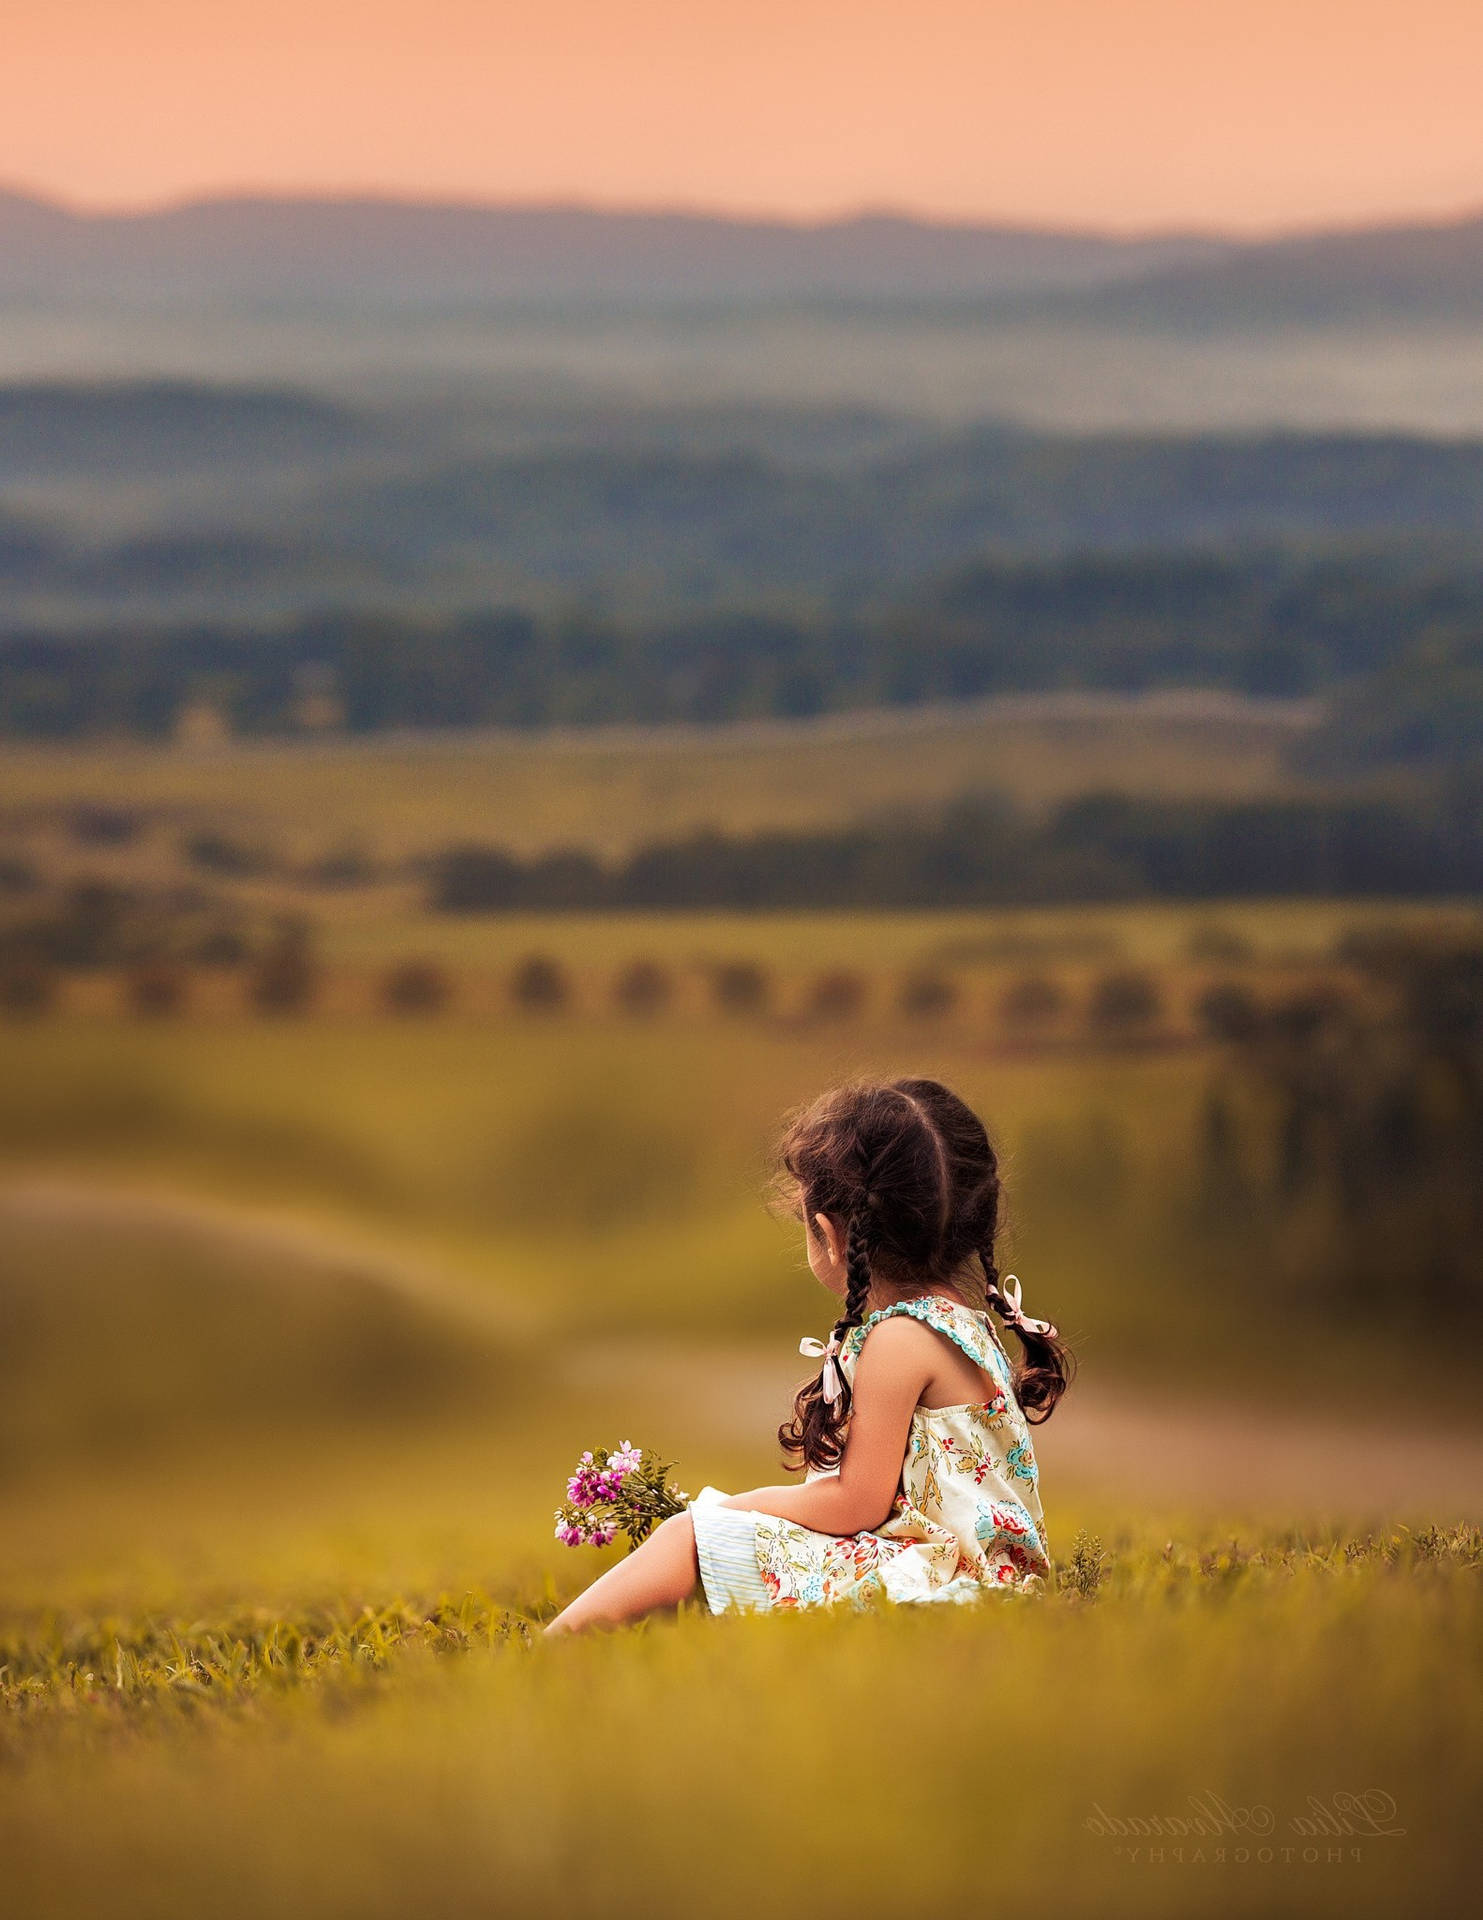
546 1076 1071 1632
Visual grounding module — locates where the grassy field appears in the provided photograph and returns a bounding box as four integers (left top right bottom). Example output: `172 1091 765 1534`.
6 1529 1480 1920
3 1187 1479 1920
2 993 1480 1917
0 1011 1335 1378
3 686 1479 1918
3 1455 1478 1920
0 1014 1214 1341
265 896 1479 976
4 990 1481 1389
1 689 1314 865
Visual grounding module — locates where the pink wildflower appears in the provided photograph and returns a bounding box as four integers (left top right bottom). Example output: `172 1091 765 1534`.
554 1520 585 1548
609 1441 643 1477
566 1468 599 1508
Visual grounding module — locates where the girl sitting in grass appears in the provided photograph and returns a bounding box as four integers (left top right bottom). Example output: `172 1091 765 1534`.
546 1076 1071 1632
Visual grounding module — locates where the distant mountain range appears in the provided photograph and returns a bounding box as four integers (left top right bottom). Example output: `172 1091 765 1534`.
0 191 1219 302
1 188 1479 317
6 379 1483 620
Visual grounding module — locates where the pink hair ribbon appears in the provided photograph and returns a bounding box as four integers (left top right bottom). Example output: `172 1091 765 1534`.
996 1274 1058 1339
799 1333 844 1405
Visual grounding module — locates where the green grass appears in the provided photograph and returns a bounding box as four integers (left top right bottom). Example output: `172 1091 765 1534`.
4 1519 1479 1920
6 1523 1475 1727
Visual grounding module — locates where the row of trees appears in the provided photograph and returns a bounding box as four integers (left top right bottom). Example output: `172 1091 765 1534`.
28 779 1483 906
4 547 1483 740
430 786 1483 911
0 877 257 972
0 921 317 1017
0 940 1370 1050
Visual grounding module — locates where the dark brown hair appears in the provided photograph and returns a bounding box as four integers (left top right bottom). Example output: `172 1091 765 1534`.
775 1077 1072 1472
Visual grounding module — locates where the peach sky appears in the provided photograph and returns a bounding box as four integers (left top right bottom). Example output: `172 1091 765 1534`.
5 0 1483 233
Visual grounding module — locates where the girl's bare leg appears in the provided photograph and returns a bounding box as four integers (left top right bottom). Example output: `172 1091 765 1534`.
544 1511 701 1634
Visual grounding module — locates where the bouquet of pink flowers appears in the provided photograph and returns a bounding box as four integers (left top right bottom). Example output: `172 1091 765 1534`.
554 1442 689 1552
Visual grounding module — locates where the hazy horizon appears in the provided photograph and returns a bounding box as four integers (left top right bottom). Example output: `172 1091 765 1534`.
9 2 1483 234
6 179 1483 245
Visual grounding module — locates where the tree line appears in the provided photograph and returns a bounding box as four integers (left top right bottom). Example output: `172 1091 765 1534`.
430 785 1483 912
4 547 1483 747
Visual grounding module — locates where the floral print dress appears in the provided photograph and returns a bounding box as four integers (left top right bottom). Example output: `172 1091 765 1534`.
689 1295 1049 1612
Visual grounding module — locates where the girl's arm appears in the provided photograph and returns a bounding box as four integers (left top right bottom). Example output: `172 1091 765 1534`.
717 1317 937 1534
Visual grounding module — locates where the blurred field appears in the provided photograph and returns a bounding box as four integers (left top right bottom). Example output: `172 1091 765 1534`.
0 1015 1196 1336
0 1012 1395 1380
4 703 1480 1917
6 965 1483 1375
4 965 1481 1916
267 897 1477 976
0 689 1314 864
4 1135 1480 1920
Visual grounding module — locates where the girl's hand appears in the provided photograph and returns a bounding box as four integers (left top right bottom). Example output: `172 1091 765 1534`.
719 1317 941 1534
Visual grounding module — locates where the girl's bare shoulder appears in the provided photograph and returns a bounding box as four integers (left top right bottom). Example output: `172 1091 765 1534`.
852 1312 946 1372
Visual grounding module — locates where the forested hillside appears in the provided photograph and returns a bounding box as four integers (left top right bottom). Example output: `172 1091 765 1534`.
4 546 1480 753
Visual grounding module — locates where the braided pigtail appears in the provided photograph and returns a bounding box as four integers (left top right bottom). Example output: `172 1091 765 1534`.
775 1075 1075 1468
779 1210 874 1471
842 1212 873 1330
981 1249 1073 1424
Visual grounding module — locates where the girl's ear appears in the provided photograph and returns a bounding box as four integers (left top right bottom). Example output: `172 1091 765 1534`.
813 1212 845 1267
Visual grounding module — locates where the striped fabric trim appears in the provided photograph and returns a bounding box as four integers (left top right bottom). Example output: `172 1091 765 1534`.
690 1489 771 1614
